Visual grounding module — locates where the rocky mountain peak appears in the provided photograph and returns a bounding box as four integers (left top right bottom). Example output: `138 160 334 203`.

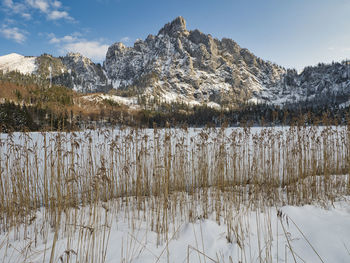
105 42 128 62
158 16 187 36
61 52 111 93
2 16 350 108
66 52 84 59
103 16 288 105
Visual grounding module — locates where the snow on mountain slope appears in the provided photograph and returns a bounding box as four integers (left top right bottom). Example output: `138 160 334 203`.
0 53 37 75
256 62 350 106
79 92 222 110
104 17 350 108
1 17 350 108
61 53 111 93
0 52 112 94
104 16 286 106
82 93 139 109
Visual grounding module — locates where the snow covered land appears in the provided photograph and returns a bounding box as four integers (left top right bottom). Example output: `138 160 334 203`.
0 53 37 75
1 199 349 263
0 126 349 262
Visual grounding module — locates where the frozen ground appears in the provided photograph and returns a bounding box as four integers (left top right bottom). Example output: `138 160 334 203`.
0 127 349 262
0 198 349 263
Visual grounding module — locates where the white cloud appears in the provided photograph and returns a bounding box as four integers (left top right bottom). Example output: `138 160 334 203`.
48 35 60 44
26 0 49 12
2 0 73 21
62 41 109 61
48 32 109 61
0 25 27 43
48 10 70 20
48 32 80 44
48 32 108 61
52 0 61 8
52 1 62 8
3 0 27 14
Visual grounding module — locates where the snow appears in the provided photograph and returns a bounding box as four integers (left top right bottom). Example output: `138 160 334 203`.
158 90 222 109
103 22 288 107
1 198 349 262
0 127 349 262
160 91 179 103
206 101 221 109
279 201 350 263
340 100 350 109
82 93 139 108
0 53 37 75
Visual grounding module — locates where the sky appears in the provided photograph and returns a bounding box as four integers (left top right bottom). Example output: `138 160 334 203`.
1 0 350 71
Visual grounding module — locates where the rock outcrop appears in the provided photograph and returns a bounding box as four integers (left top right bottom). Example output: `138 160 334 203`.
104 16 286 105
2 17 350 108
61 53 111 93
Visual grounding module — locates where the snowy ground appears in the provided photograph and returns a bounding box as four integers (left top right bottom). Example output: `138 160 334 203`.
0 198 350 263
0 127 349 262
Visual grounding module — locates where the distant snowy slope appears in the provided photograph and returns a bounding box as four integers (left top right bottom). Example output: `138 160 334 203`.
254 62 350 106
0 53 37 75
0 52 111 93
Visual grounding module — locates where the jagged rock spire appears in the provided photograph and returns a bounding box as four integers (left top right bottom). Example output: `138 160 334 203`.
104 16 287 105
158 16 187 36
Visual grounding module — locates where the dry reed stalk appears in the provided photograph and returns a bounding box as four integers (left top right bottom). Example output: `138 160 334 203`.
0 123 349 262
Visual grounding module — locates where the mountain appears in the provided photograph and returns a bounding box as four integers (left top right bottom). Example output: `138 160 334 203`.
0 53 37 75
260 62 350 107
60 53 111 93
104 16 285 106
103 17 350 108
0 52 110 93
1 16 350 109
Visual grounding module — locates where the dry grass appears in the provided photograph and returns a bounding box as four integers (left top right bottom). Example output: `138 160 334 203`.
0 124 349 262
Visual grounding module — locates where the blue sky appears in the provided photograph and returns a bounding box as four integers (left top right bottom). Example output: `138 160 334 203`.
1 0 350 71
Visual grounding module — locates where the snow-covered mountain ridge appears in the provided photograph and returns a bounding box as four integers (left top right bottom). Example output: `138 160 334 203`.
1 17 350 108
0 53 37 75
0 52 111 94
104 16 286 106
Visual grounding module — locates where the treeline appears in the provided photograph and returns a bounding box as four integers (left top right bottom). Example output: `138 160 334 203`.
0 101 78 132
1 99 349 132
1 70 350 131
0 71 77 132
133 102 350 128
0 102 37 132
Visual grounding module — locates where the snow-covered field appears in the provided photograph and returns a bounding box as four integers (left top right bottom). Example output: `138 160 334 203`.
0 126 349 262
1 198 350 263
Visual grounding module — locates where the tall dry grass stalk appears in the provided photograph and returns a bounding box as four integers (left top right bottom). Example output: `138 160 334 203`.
0 123 349 262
